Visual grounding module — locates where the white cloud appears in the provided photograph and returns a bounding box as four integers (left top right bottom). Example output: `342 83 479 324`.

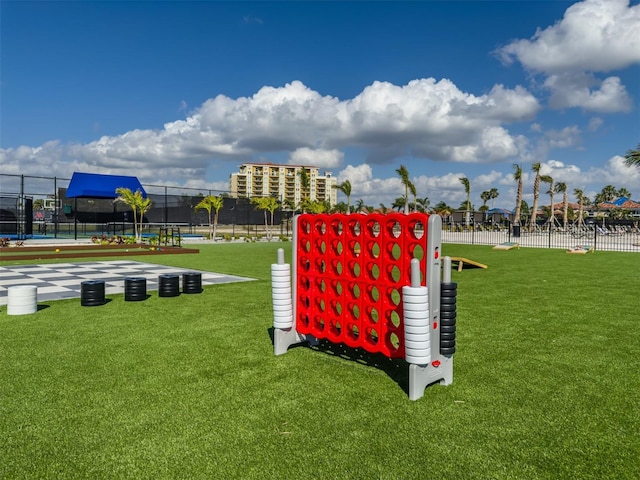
582 155 640 193
587 117 604 131
545 74 632 112
496 0 640 112
497 0 640 73
543 125 582 149
0 78 538 186
288 148 343 169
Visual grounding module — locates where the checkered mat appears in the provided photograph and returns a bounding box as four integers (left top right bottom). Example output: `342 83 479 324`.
0 260 255 305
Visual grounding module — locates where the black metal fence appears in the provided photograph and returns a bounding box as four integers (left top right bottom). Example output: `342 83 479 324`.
0 174 284 239
442 220 640 252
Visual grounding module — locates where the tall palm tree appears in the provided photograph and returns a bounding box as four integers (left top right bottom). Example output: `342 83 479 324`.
396 165 411 214
332 180 352 214
599 185 618 203
573 188 586 228
194 195 224 240
298 168 311 211
480 190 491 221
251 196 279 241
513 164 523 226
555 182 569 229
624 144 640 168
488 188 499 208
114 187 151 243
355 198 365 213
529 163 542 230
480 190 491 210
459 177 471 226
541 175 554 226
409 181 418 213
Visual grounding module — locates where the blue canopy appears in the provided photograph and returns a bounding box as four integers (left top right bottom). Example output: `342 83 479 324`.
66 172 146 198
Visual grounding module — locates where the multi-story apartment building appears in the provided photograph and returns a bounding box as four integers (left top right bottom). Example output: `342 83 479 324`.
229 163 338 207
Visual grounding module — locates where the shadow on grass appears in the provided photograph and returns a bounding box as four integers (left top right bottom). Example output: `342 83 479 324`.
268 327 409 394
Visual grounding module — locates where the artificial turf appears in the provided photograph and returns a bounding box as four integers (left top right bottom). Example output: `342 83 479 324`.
1 242 638 479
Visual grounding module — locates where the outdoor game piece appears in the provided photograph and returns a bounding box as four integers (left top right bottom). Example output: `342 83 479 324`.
0 260 253 306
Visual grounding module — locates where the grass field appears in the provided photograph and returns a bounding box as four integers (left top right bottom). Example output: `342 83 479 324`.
1 242 638 479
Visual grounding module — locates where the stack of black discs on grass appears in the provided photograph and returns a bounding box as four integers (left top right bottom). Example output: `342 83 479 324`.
440 282 457 355
124 277 147 301
81 280 105 307
182 272 202 294
158 274 180 297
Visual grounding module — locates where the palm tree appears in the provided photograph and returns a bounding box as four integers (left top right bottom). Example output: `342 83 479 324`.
555 182 569 229
573 188 586 228
480 190 491 222
513 164 523 226
194 195 224 240
489 188 499 207
433 201 453 227
618 187 632 199
480 190 491 210
599 185 618 203
114 187 151 243
251 196 279 241
396 165 411 214
541 175 554 226
529 163 542 230
298 168 311 211
354 198 365 213
332 180 352 214
459 177 471 226
624 144 640 168
392 197 407 212
416 197 430 213
378 203 389 214
408 181 418 213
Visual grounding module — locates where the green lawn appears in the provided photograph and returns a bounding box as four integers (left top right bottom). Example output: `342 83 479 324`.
1 243 638 479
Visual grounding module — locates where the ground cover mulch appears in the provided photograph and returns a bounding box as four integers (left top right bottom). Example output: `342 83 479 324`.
0 243 199 261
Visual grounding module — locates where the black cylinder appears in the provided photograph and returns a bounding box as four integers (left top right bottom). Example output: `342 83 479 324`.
440 281 457 356
182 272 202 294
125 277 147 302
81 280 105 307
158 274 180 297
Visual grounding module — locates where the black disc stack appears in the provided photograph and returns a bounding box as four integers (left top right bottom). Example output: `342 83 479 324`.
440 282 457 355
182 272 202 294
124 277 147 301
81 280 105 307
158 274 180 297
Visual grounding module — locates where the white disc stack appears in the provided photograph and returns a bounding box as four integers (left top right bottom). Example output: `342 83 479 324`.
271 262 293 329
402 285 430 365
7 285 38 316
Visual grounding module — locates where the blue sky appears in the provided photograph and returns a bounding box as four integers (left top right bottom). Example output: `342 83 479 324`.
1 0 639 210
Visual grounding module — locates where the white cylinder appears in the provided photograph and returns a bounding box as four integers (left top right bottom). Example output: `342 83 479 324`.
271 263 293 329
7 285 38 315
404 324 430 335
402 284 430 364
404 338 430 349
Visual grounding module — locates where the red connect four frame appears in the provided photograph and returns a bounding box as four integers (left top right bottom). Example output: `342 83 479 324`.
292 213 442 359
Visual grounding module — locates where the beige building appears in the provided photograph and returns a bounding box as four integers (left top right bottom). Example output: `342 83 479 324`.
230 163 338 207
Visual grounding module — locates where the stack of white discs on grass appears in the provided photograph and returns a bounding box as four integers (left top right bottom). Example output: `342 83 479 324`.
7 285 38 316
402 282 431 365
271 261 293 329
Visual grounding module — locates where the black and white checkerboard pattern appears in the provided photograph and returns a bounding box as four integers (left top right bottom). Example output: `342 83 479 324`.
0 260 255 306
